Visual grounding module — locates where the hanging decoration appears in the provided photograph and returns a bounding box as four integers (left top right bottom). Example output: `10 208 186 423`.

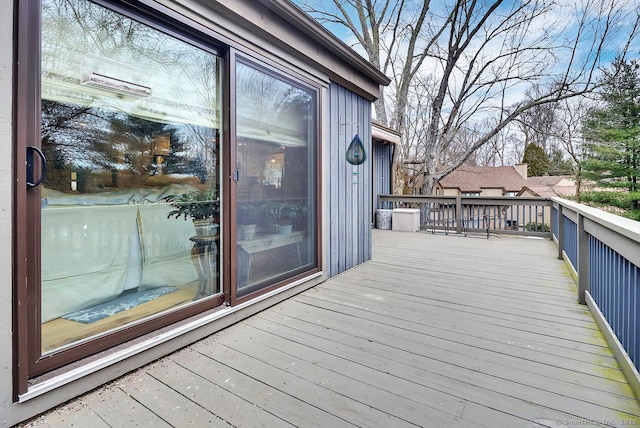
346 133 366 165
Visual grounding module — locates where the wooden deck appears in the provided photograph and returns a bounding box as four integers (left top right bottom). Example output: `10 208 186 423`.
23 231 640 427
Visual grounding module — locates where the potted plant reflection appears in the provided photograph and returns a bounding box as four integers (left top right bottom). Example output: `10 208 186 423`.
166 188 220 237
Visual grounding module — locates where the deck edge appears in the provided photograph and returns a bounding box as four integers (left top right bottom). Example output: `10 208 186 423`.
586 291 640 402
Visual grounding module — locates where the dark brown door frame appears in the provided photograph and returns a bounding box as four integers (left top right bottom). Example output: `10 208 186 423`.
14 0 43 398
13 0 230 394
223 47 236 306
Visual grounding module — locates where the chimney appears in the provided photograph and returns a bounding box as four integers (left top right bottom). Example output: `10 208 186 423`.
515 163 528 179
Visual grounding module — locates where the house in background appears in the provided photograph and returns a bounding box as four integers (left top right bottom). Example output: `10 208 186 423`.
371 120 400 214
1 0 390 424
434 164 529 197
431 165 577 232
520 175 577 198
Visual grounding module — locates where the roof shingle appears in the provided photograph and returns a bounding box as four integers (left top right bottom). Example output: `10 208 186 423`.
438 166 528 192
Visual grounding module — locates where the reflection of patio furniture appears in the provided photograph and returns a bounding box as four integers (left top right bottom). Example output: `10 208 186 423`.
237 231 304 289
189 235 219 299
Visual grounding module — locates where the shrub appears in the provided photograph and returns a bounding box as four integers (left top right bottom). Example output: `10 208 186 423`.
524 222 550 232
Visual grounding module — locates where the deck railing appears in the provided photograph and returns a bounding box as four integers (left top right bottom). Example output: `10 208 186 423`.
551 199 640 388
378 195 552 238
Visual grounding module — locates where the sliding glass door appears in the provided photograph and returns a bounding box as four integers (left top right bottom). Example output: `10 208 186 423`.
16 0 322 386
234 61 318 298
39 0 223 355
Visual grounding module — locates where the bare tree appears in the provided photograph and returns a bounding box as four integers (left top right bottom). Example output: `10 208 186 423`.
514 84 559 155
298 0 640 194
552 98 593 200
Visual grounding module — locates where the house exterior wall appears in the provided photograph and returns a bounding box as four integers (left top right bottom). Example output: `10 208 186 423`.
556 178 574 187
327 82 372 277
1 1 383 424
443 188 460 196
372 140 394 212
481 188 503 197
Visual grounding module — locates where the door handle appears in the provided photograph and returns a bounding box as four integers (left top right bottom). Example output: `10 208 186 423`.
26 146 47 188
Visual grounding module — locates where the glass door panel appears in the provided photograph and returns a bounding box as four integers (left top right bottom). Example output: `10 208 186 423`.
40 0 223 353
235 62 317 297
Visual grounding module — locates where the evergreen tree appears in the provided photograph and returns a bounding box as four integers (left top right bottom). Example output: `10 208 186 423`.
547 148 574 176
521 143 549 177
582 58 640 218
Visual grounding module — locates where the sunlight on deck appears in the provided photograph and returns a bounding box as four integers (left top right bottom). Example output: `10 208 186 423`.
23 230 640 428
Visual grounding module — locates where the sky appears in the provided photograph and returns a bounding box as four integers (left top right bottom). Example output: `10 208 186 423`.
292 0 639 114
291 0 639 166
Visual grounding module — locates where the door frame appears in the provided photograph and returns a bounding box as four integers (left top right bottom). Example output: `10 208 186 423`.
14 0 230 395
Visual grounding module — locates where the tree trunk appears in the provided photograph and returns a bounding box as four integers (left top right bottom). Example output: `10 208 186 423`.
575 164 582 203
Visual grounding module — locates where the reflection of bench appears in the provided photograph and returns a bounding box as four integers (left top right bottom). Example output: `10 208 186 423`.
237 231 304 289
41 203 197 322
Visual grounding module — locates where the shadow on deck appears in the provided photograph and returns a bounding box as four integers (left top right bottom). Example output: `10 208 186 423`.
23 230 640 427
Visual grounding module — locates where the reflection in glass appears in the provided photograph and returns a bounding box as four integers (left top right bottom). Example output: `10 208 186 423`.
40 0 222 353
235 62 317 297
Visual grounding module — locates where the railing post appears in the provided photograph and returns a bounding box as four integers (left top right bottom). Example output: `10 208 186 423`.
455 196 462 234
577 214 590 305
557 204 564 260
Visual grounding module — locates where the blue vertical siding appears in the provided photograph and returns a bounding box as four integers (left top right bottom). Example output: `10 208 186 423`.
372 140 394 212
562 215 577 268
327 82 372 277
589 236 640 371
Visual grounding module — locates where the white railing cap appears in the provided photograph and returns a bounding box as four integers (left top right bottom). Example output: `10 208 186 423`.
552 197 640 244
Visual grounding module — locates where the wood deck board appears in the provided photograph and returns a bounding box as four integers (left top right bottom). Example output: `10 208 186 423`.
192 340 417 428
254 308 635 400
320 279 601 335
118 370 231 427
245 312 639 422
264 299 640 417
148 358 296 428
307 285 612 356
23 231 640 428
203 328 471 427
352 261 583 305
82 385 172 427
296 293 620 377
167 347 352 428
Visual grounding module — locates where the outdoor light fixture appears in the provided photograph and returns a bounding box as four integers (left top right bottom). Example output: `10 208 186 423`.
81 72 152 98
80 54 151 99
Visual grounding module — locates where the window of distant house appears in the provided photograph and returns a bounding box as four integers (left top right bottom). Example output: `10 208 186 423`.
462 192 480 197
506 192 517 197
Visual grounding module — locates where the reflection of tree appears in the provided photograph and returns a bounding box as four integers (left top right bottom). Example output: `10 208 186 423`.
181 126 218 184
42 0 183 75
41 100 114 192
279 87 313 139
42 99 197 192
40 0 222 193
236 64 313 139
